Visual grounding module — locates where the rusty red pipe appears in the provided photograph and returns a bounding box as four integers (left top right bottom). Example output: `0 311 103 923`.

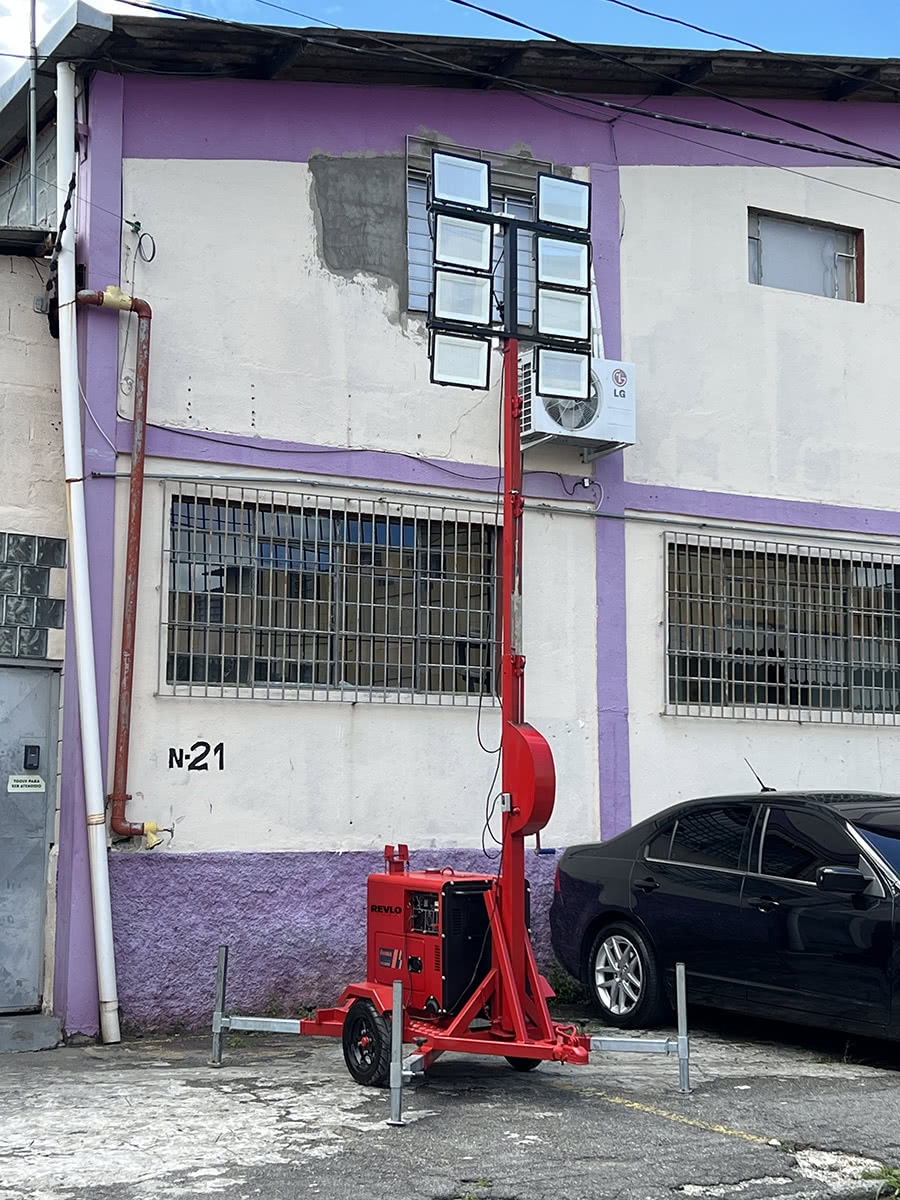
78 287 152 839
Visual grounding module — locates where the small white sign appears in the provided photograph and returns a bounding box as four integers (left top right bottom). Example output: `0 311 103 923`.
8 774 45 793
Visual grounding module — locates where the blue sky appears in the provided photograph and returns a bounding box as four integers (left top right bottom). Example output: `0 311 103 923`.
2 0 899 78
162 0 900 57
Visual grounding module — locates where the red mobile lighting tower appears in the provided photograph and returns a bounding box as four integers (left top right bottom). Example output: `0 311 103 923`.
294 156 597 1082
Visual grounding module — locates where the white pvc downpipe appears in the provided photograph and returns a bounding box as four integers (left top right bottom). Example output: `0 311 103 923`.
56 62 121 1044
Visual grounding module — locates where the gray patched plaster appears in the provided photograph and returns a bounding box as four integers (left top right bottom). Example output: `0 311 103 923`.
308 154 409 307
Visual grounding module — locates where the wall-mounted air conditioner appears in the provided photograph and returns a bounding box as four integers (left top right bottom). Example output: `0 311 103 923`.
519 350 636 459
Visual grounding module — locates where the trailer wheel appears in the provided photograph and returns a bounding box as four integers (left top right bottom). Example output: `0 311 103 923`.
505 1056 541 1071
342 999 391 1087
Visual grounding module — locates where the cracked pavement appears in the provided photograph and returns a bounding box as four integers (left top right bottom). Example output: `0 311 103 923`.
1 1009 899 1200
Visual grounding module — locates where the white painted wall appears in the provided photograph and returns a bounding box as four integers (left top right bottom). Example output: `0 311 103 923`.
619 166 900 510
0 258 65 539
118 158 580 477
111 459 600 852
0 257 66 662
625 518 900 826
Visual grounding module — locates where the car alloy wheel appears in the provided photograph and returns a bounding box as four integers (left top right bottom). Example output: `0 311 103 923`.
593 932 643 1016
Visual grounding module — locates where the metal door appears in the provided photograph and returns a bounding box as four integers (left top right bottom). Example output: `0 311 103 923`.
0 666 58 1012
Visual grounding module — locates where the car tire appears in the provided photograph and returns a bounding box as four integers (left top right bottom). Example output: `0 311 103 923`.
586 922 668 1029
342 998 391 1086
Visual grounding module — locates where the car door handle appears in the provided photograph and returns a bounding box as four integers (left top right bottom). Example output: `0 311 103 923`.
753 897 780 912
634 877 659 892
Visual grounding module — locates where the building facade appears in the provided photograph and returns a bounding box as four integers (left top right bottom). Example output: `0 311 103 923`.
2 13 900 1035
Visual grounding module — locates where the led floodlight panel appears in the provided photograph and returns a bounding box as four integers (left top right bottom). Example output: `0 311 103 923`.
432 152 490 210
537 288 590 341
435 214 493 271
434 270 492 326
537 174 590 231
537 237 589 289
536 347 591 400
430 333 491 389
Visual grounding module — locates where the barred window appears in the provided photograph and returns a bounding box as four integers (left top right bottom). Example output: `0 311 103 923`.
406 134 545 320
666 532 900 723
162 484 498 704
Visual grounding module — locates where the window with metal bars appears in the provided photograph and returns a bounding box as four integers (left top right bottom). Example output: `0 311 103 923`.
406 135 547 320
162 485 498 704
666 533 900 722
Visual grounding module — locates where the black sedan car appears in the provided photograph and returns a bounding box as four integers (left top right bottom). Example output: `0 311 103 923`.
550 792 900 1040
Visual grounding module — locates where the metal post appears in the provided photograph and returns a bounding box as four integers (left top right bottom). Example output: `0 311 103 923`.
387 979 405 1126
209 945 229 1067
28 0 38 225
675 962 691 1094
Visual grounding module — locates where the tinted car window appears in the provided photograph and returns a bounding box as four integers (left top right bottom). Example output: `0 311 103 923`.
646 822 675 860
761 808 858 882
855 825 900 874
668 806 752 869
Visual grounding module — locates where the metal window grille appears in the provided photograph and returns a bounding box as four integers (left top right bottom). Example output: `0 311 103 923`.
406 134 547 319
161 483 499 704
747 209 859 302
666 532 900 724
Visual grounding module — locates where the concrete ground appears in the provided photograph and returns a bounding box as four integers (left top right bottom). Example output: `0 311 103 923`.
2 1009 900 1200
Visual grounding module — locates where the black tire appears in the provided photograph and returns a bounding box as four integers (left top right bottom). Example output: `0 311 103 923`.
342 998 391 1086
586 922 668 1029
505 1056 542 1072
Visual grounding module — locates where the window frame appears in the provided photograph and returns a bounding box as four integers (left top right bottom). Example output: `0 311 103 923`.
747 208 864 303
158 482 501 706
644 803 755 874
752 805 864 885
665 532 900 724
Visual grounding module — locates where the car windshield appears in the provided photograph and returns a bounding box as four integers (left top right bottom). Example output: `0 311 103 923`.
855 822 900 874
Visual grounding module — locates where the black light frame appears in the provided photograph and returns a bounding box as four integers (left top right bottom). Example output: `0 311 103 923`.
432 266 493 327
536 171 591 232
434 212 495 272
534 346 592 402
431 150 492 212
429 330 492 391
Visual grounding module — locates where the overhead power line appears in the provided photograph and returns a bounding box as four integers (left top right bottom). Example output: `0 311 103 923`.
586 0 900 101
445 0 900 166
107 0 900 172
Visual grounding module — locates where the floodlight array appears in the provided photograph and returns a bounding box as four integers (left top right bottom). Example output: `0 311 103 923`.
426 158 593 393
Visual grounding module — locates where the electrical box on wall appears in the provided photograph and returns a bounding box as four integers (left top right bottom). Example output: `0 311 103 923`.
519 350 636 460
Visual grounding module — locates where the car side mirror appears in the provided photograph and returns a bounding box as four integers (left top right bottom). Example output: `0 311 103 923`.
816 866 868 894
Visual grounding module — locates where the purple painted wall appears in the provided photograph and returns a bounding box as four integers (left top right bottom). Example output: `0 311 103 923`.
57 70 899 1032
108 849 558 1029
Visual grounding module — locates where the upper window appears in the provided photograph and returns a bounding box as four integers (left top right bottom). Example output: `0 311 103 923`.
407 135 547 320
759 808 858 881
748 209 862 303
162 486 497 704
668 806 752 870
666 533 900 722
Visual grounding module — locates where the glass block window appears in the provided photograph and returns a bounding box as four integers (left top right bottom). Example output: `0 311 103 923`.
666 532 900 723
161 484 499 704
0 532 66 658
748 209 862 302
406 135 548 322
